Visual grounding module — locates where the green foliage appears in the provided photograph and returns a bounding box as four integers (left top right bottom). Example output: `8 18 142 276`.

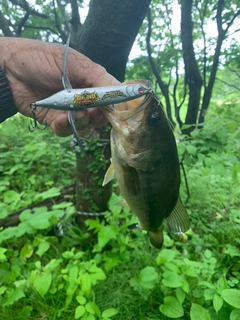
1 102 240 320
0 116 75 215
126 0 240 128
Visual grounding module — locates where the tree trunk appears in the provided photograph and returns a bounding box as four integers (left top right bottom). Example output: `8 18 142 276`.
71 0 151 221
181 0 202 135
74 0 151 81
74 126 112 228
198 33 224 124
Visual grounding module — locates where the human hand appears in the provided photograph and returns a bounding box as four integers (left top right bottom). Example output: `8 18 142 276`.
0 37 120 136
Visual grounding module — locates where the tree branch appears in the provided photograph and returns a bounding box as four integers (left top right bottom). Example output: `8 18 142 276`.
24 25 57 34
215 77 240 91
216 0 224 34
146 8 174 125
9 0 49 19
52 0 68 42
0 11 14 36
181 0 202 133
16 0 30 36
56 0 70 34
196 0 208 89
70 0 81 28
199 0 239 124
164 3 182 126
229 27 240 36
226 66 240 78
225 9 240 33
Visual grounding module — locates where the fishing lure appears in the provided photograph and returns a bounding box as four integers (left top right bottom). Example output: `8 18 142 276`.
30 84 152 110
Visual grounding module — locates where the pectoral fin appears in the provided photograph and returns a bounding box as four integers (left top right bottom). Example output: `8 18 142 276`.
102 161 115 186
116 199 130 208
166 197 190 235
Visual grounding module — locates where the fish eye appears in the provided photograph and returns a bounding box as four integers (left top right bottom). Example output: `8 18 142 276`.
148 112 160 127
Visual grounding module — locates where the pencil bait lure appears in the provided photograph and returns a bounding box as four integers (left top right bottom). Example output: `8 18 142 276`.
30 84 152 110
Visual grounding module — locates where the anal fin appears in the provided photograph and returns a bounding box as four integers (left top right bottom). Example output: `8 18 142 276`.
166 196 190 235
102 161 115 186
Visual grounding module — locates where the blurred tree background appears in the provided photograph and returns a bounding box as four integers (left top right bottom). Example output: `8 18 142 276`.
1 0 239 130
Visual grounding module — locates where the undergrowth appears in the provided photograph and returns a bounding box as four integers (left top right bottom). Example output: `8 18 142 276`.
0 105 240 320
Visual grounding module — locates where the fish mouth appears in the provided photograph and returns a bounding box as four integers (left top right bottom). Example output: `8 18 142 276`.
103 92 152 134
102 79 153 129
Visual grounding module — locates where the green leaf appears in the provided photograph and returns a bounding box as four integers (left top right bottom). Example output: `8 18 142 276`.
89 302 101 317
19 209 32 222
223 244 240 257
76 295 86 305
186 145 197 155
0 208 8 219
89 265 106 282
33 273 52 298
162 271 183 288
217 275 228 293
74 251 85 260
190 304 211 320
96 225 117 251
159 296 184 318
86 314 95 320
198 281 216 290
20 243 33 258
213 293 223 313
176 288 186 304
204 249 212 259
36 241 50 257
222 289 240 309
3 190 21 204
0 286 7 295
29 212 52 230
102 308 119 318
230 309 240 320
69 266 79 287
156 249 175 265
75 305 85 319
137 266 158 289
34 187 61 201
62 251 74 259
85 302 95 314
0 247 7 260
43 259 62 272
181 278 190 294
3 286 25 306
80 273 91 296
0 227 17 243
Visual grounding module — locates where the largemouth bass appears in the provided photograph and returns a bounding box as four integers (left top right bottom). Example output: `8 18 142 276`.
102 80 190 248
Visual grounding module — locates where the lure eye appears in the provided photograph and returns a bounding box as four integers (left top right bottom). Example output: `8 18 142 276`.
148 112 160 127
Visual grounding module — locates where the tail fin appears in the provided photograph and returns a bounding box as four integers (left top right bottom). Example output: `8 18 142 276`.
166 197 190 235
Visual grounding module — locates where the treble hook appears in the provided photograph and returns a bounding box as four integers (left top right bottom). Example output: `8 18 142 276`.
28 103 47 132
